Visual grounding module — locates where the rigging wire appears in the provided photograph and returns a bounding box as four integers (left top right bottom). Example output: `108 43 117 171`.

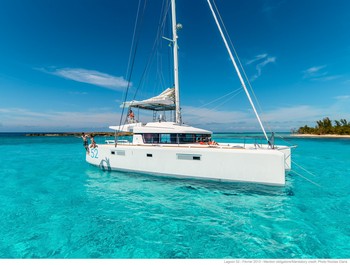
123 0 142 91
116 0 147 144
182 87 243 124
207 89 243 113
274 133 298 147
192 87 243 110
208 0 269 142
131 0 171 103
212 0 274 135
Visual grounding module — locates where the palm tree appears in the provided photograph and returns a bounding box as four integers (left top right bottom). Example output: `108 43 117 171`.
316 117 332 134
297 117 350 135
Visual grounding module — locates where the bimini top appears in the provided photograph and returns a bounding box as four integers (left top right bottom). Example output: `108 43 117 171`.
121 88 175 111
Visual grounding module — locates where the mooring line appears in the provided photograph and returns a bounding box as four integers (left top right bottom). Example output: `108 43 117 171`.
291 170 323 188
292 161 317 177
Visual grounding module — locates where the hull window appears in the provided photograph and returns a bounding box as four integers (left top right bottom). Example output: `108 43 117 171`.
177 154 202 161
117 150 125 156
111 150 125 156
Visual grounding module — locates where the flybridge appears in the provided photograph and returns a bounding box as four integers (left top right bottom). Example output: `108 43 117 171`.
110 122 212 134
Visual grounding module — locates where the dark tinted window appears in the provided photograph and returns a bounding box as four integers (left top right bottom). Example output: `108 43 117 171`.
143 133 159 144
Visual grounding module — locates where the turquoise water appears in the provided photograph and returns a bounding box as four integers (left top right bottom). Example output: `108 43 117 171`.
0 133 349 258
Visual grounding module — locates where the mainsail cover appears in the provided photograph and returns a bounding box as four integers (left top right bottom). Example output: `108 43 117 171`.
121 88 175 111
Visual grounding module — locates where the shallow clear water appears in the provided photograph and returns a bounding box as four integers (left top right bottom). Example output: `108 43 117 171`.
0 133 349 258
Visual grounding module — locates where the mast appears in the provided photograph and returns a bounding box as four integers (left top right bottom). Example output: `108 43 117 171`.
207 0 269 142
171 0 181 124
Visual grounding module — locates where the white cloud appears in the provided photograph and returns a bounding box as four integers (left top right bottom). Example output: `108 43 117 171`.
311 75 342 82
41 67 130 91
254 57 276 80
246 54 268 65
261 105 324 124
303 65 327 76
334 95 350 100
181 96 350 132
301 65 342 82
302 65 343 82
69 91 88 95
0 108 121 132
1 94 349 132
246 54 276 81
182 106 249 124
262 0 286 14
0 108 51 118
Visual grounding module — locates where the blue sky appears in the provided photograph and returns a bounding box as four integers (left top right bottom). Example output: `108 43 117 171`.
1 0 350 132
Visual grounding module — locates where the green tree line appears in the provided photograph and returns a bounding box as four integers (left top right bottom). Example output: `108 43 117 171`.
297 117 350 135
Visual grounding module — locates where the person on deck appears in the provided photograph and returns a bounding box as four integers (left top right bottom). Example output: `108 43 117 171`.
90 135 97 148
81 133 89 154
128 109 135 123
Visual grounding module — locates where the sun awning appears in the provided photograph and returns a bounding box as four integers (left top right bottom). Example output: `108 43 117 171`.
121 88 175 111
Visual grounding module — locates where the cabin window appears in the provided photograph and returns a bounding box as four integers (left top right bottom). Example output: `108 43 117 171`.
143 133 159 144
142 133 211 144
195 134 211 143
170 134 178 143
160 134 171 144
147 154 153 157
178 134 195 143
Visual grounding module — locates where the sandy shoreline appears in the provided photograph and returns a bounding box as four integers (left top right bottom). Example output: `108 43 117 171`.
290 134 350 138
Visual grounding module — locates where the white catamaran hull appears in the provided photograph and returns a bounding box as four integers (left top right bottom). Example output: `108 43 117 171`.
86 143 291 186
84 1 295 186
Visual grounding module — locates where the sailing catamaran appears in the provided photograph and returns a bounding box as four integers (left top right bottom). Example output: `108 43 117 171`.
86 0 292 186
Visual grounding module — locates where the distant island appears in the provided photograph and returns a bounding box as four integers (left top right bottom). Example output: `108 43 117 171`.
294 117 350 137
